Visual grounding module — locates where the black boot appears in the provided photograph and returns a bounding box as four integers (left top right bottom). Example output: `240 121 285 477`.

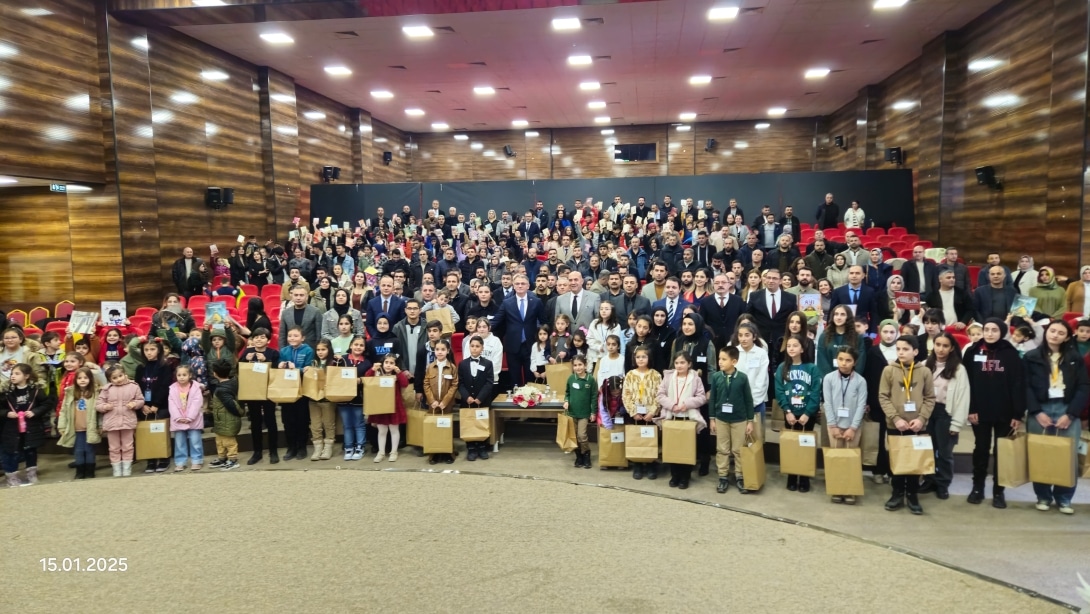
574 451 583 467
466 443 479 462
582 451 592 469
477 442 490 460
632 464 644 480
248 431 263 465
646 463 658 480
697 457 710 477
85 463 95 479
787 474 798 491
798 476 811 493
967 487 985 504
885 491 905 511
906 493 923 515
74 464 85 480
992 488 1007 509
283 444 296 461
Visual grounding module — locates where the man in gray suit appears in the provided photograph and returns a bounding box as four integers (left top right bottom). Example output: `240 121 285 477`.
279 285 323 348
555 271 600 331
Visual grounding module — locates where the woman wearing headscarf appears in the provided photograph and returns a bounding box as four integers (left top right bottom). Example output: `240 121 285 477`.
321 288 364 340
1064 265 1090 318
864 248 892 292
877 274 914 325
309 276 335 313
364 314 404 366
1012 255 1037 296
671 312 718 476
1028 266 1066 318
863 319 900 484
649 306 676 374
964 318 1025 509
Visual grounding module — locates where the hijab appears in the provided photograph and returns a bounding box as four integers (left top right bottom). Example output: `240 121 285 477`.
371 314 395 341
316 278 333 311
1036 266 1058 290
332 288 351 316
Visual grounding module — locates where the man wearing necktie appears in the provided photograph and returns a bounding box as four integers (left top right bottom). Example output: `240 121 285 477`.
700 273 746 350
493 274 543 386
458 337 495 461
746 268 796 351
519 211 540 241
652 277 692 331
829 265 879 333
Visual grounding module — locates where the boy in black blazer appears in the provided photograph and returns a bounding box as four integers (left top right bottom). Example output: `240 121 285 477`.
458 335 495 461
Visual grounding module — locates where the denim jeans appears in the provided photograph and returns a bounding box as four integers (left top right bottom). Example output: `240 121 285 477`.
173 430 204 466
74 431 96 465
926 403 957 488
1 434 37 472
1027 400 1081 505
339 405 365 450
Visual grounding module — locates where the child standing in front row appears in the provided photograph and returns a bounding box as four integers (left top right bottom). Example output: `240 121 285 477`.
775 335 821 493
563 355 597 469
457 336 495 462
622 345 663 480
878 336 936 515
1 364 54 487
367 354 411 463
821 346 868 505
58 367 101 480
168 365 205 471
96 366 144 477
709 346 755 495
207 360 242 470
655 352 708 490
530 326 551 382
307 340 337 461
423 339 458 464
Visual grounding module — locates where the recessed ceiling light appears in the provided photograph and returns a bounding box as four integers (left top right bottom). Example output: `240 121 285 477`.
734 141 749 149
260 32 294 44
512 119 529 127
767 107 787 116
370 90 393 99
892 100 916 110
131 37 149 49
0 177 17 185
454 134 469 141
193 0 226 6
600 129 614 135
171 91 198 104
587 101 606 109
708 6 740 20
676 125 691 132
873 0 909 8
552 17 581 31
755 122 771 129
568 55 593 66
689 75 712 85
405 108 425 116
968 58 1003 71
525 131 539 137
594 116 610 124
403 26 434 38
20 8 53 16
431 122 449 130
324 66 351 76
805 67 831 79
374 137 388 143
470 142 483 150
303 111 325 120
679 112 696 121
473 86 495 95
579 81 601 90
201 70 229 80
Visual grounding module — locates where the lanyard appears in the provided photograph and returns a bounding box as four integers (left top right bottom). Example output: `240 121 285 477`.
1050 357 1061 386
724 373 734 397
674 372 691 409
839 372 852 407
901 362 914 393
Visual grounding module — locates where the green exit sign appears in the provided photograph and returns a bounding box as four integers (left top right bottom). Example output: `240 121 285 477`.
50 184 66 193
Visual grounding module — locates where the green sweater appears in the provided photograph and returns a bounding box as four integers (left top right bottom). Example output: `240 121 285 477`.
708 370 755 423
774 362 822 418
565 373 598 419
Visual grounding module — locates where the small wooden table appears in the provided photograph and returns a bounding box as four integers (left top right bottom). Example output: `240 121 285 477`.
489 394 565 453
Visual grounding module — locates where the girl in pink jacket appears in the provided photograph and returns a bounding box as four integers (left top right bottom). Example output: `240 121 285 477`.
96 366 144 477
168 365 205 471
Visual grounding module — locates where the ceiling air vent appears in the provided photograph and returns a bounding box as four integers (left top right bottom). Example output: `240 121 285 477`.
434 26 456 33
723 47 742 53
426 90 441 93
593 55 611 61
388 65 407 70
861 39 883 45
583 18 604 25
334 31 359 39
740 7 764 14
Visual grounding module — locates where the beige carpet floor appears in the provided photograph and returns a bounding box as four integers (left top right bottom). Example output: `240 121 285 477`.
0 469 1072 613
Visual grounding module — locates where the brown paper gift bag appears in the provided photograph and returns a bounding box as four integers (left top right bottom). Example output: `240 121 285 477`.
597 426 629 468
406 405 427 447
425 309 454 335
822 440 864 496
779 428 818 477
362 376 396 416
1028 432 1076 488
135 419 170 460
624 424 659 462
302 367 325 401
886 434 936 476
1078 433 1090 479
459 407 491 442
770 400 785 432
556 413 578 452
324 365 358 403
237 362 269 401
861 417 881 466
267 368 303 403
423 413 454 454
997 432 1029 488
739 434 766 491
544 363 573 399
661 419 697 465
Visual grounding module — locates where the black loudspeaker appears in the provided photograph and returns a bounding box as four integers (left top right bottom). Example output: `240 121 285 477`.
976 165 1001 190
705 138 717 151
834 135 845 149
222 187 234 205
383 151 393 165
503 145 515 157
206 187 222 209
885 147 902 165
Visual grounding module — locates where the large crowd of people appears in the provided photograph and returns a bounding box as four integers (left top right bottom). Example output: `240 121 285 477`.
1 193 1087 517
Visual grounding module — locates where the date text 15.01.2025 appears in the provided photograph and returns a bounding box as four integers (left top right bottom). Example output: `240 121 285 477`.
40 558 128 572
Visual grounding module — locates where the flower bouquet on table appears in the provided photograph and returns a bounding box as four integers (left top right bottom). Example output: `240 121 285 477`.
510 386 545 408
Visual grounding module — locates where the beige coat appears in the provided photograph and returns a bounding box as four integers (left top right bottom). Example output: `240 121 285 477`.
58 389 101 447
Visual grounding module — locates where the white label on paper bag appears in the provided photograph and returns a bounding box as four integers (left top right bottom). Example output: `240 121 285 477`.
798 435 816 447
341 368 355 378
640 427 655 438
436 417 452 428
912 437 933 450
283 370 298 380
379 377 394 388
614 417 623 425
610 432 625 443
252 363 268 374
475 409 489 420
149 422 166 433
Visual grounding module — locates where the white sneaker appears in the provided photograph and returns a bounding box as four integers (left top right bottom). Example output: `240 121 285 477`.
1059 503 1074 515
373 452 386 463
388 451 398 462
350 448 363 461
343 449 353 461
1035 501 1051 511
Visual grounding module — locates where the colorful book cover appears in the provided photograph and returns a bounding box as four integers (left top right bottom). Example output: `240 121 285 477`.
894 292 921 310
68 311 99 335
799 294 820 317
1010 295 1037 318
101 301 127 326
205 302 229 326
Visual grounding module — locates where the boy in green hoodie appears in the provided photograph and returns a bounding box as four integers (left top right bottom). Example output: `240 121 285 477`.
709 346 755 494
1075 320 1090 358
563 355 598 469
118 335 146 381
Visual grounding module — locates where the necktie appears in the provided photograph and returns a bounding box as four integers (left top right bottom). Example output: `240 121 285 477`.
571 294 579 319
770 293 777 318
667 300 676 323
383 299 389 313
519 298 527 343
851 288 858 304
718 296 725 308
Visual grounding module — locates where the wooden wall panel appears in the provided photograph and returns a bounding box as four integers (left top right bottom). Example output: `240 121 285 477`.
875 63 921 170
371 119 411 183
693 119 817 175
667 127 696 176
296 86 353 188
0 0 105 183
0 188 75 311
915 35 961 243
350 109 374 183
817 98 863 171
67 184 126 306
258 67 299 242
412 130 528 182
525 130 552 180
551 125 668 179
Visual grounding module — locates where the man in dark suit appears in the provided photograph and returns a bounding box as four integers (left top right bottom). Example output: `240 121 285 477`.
924 270 975 329
816 192 839 230
491 274 544 386
408 247 436 292
517 211 541 242
533 201 550 231
778 206 802 246
828 265 880 333
973 265 1018 321
746 268 797 351
900 245 938 295
700 273 747 350
365 275 407 338
651 277 691 331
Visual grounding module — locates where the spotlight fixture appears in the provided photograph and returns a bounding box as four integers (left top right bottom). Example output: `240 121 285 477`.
885 147 903 165
321 166 341 182
975 165 1002 190
834 135 846 150
382 151 393 166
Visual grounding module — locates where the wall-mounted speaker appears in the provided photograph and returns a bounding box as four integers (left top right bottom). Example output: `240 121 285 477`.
704 138 717 152
885 147 902 165
382 151 393 165
206 187 222 209
222 187 234 205
975 165 1002 190
834 135 845 149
